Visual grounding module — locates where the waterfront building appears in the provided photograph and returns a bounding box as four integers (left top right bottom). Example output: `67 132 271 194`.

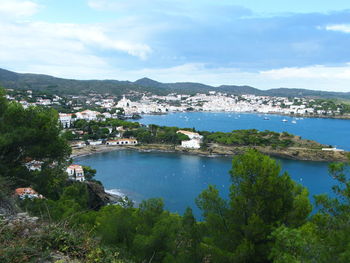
177 130 203 149
106 138 138 146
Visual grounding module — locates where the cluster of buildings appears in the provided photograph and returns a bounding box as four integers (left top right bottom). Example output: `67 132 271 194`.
6 88 345 118
6 90 63 108
98 93 343 116
59 110 103 128
15 164 87 200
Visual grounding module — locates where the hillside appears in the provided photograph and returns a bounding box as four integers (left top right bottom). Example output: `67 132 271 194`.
1 68 350 99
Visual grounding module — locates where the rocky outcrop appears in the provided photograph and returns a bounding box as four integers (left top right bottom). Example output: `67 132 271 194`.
86 181 121 210
129 144 350 162
72 142 349 162
0 194 18 218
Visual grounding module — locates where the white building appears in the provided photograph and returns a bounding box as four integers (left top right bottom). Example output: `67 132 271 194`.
59 113 73 128
75 110 100 121
177 130 203 149
117 95 132 108
88 140 103 146
181 139 202 149
66 164 85 182
106 138 138 146
71 141 86 148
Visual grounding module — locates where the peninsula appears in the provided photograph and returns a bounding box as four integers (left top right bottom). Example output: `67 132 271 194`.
70 121 349 162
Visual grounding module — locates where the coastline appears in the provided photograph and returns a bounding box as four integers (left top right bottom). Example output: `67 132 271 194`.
72 143 349 162
142 110 350 120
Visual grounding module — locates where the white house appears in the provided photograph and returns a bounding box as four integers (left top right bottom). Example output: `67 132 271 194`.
71 141 86 148
181 139 202 149
75 110 100 121
106 138 138 146
88 140 103 146
59 113 73 128
176 130 203 149
66 164 85 182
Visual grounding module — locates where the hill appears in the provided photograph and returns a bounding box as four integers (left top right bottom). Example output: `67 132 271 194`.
1 68 350 99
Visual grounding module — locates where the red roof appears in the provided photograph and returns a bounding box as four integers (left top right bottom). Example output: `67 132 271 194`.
15 187 38 196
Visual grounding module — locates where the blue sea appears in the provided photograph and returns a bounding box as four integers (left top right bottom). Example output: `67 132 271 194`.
136 112 350 150
77 112 350 217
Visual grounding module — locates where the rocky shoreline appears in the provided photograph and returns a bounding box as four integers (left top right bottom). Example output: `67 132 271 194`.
144 111 350 120
72 143 349 162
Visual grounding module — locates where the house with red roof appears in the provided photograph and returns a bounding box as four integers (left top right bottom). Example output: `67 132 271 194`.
15 188 44 199
66 164 85 182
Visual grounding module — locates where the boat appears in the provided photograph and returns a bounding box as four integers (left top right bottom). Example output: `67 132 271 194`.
282 119 288 122
263 117 270 120
291 120 297 124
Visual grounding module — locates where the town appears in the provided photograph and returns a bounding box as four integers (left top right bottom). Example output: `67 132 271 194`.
5 88 350 119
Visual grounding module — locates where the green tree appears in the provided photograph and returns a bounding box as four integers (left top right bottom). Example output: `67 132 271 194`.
82 166 96 181
0 91 71 188
196 149 312 262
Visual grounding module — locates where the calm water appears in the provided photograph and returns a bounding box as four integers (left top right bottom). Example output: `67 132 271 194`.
77 150 336 217
77 112 349 216
136 112 350 150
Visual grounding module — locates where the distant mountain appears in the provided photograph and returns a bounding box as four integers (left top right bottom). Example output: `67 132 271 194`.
264 88 350 99
134 77 165 88
1 68 349 99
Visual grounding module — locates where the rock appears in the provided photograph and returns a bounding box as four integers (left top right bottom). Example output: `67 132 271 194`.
86 181 114 210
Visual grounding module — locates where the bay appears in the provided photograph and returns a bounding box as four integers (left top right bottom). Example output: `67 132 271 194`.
77 112 348 217
77 150 336 217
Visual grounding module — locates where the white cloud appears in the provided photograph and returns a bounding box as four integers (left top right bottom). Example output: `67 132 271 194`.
0 19 152 74
0 0 39 18
119 63 350 92
260 64 350 80
29 22 152 59
325 24 350 33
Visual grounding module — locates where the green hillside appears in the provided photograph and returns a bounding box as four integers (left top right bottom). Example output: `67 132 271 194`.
1 68 350 99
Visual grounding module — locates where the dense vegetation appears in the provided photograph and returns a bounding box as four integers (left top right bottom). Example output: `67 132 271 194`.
2 89 350 262
201 129 296 148
0 89 71 200
123 124 190 145
67 118 305 149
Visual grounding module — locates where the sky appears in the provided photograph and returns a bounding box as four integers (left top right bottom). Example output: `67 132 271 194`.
1 0 350 91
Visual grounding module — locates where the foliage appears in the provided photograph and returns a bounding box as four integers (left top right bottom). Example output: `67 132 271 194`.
124 125 190 145
4 87 350 262
196 149 311 262
204 129 295 148
0 220 129 263
83 166 96 181
0 89 71 196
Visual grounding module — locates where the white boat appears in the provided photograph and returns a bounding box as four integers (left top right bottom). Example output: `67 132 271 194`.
282 119 288 122
291 120 297 124
263 117 270 120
